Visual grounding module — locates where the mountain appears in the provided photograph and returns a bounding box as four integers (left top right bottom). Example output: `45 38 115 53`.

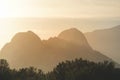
58 28 90 48
85 25 120 63
0 28 112 72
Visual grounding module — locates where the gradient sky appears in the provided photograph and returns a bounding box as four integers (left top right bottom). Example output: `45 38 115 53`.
0 0 120 18
0 0 120 49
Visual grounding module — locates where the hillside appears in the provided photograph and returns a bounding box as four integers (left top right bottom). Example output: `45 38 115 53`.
0 28 112 72
85 25 120 63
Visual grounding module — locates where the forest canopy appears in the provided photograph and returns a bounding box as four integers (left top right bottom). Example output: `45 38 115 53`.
0 58 120 80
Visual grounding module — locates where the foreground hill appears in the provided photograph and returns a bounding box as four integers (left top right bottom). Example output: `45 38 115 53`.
85 25 120 63
0 28 111 72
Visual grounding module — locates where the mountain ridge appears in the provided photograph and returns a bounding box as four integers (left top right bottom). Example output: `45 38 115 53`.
85 25 120 63
0 28 112 72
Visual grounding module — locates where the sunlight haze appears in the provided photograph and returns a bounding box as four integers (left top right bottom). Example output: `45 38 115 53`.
0 0 120 18
0 0 120 50
0 0 120 76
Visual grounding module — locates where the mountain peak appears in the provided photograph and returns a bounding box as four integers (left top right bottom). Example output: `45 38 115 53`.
67 28 80 31
58 28 90 48
11 31 42 46
0 29 112 72
27 30 36 34
58 28 83 37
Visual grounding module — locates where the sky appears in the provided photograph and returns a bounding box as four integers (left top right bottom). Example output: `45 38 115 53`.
0 0 120 49
0 0 120 18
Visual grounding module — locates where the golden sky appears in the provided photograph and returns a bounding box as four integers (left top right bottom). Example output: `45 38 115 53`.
0 0 120 49
0 0 120 18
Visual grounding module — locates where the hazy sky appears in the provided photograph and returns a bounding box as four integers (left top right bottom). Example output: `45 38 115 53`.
0 0 120 18
0 0 120 49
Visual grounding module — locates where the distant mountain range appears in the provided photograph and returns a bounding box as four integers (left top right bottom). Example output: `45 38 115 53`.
85 25 120 63
0 28 112 72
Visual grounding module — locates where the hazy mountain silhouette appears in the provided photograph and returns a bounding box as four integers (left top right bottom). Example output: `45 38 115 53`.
0 28 112 72
58 28 91 48
85 25 120 63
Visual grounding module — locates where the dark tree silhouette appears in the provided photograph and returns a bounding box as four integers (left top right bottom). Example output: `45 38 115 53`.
0 59 120 80
47 58 120 80
0 59 11 80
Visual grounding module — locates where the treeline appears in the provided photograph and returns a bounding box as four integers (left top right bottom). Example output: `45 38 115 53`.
0 59 120 80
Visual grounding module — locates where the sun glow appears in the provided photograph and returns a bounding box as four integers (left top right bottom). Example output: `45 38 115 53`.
0 0 120 49
0 0 11 18
0 0 46 18
0 0 26 18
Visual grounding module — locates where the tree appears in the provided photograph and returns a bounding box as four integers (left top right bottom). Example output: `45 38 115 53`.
0 59 9 68
0 59 11 80
0 59 120 80
48 58 120 80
